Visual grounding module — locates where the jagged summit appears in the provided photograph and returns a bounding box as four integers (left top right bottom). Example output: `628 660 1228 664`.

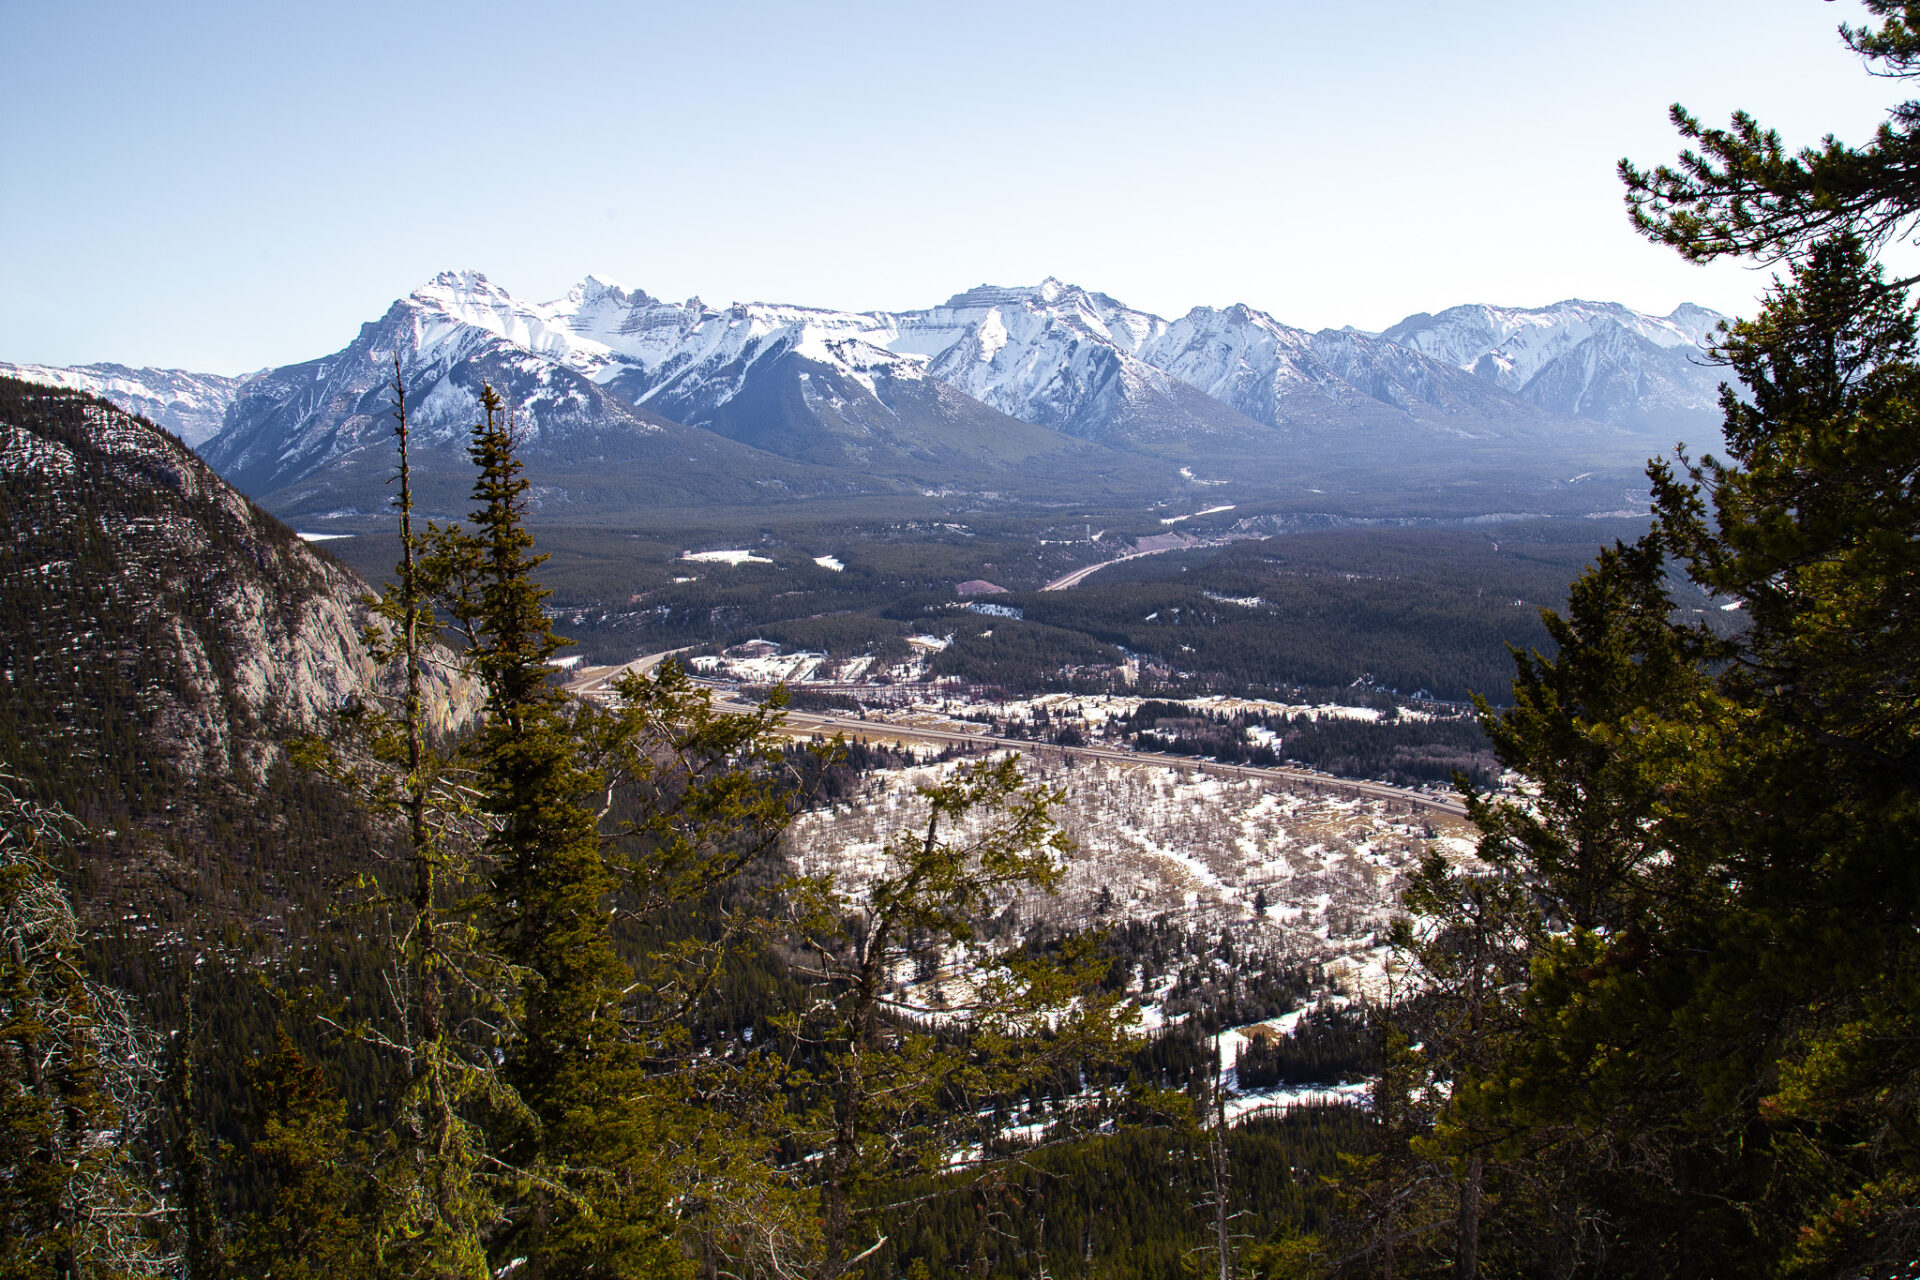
1380 298 1728 435
0 360 253 446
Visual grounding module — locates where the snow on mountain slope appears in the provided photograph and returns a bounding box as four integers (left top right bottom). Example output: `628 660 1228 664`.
874 280 1271 445
199 274 843 520
398 273 1722 456
199 273 1106 520
377 272 1084 474
407 270 923 406
0 361 253 446
868 280 1610 455
1379 300 1729 436
1134 303 1561 438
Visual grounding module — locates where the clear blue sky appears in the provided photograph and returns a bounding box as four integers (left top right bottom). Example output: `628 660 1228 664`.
0 0 1904 373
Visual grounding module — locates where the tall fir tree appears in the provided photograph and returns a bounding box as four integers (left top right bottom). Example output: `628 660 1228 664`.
1305 6 1920 1267
428 386 687 1279
1306 34 1920 1275
228 1029 372 1280
294 361 499 1279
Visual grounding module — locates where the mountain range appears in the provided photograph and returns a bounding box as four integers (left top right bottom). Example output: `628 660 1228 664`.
0 360 252 447
6 277 1731 522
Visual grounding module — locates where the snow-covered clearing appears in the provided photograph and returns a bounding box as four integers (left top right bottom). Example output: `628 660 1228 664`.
680 548 771 565
691 650 826 685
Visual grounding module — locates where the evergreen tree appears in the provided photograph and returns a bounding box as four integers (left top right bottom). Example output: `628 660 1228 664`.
428 386 687 1279
1298 12 1920 1273
1653 237 1920 1277
1317 129 1920 1280
228 1030 371 1280
304 377 810 1276
167 986 226 1280
1622 1 1920 265
293 362 498 1279
0 775 171 1279
781 755 1136 1278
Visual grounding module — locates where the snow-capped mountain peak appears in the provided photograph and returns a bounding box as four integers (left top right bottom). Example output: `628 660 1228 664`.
0 361 255 446
1379 299 1730 434
1665 302 1726 345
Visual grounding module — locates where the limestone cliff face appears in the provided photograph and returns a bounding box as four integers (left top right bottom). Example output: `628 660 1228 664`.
0 376 472 784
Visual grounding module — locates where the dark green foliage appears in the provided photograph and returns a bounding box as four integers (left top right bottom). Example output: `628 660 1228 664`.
168 996 226 1280
1235 1009 1374 1091
293 363 501 1279
923 616 1124 688
1117 701 1498 791
866 1108 1366 1280
0 776 171 1279
1311 62 1920 1269
1622 2 1920 264
228 1030 370 1280
428 387 688 1280
329 513 1640 719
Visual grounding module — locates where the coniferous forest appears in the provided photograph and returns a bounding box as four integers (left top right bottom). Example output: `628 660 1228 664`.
8 4 1920 1278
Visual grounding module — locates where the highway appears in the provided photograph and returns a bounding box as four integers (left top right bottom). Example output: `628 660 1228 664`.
562 646 699 699
1040 547 1177 591
564 652 1470 819
775 708 1470 819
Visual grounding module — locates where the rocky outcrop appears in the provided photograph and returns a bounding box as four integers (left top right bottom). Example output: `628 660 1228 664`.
0 376 472 784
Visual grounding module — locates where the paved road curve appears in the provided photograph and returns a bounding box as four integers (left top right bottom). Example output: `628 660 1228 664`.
1040 547 1177 591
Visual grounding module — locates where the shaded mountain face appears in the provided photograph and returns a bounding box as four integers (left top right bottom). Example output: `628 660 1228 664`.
197 273 896 522
0 361 252 446
198 273 1120 518
1380 300 1728 441
0 376 470 790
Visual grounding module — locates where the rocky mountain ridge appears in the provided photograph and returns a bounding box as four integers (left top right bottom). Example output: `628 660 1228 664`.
1381 299 1727 437
0 360 253 446
0 375 470 788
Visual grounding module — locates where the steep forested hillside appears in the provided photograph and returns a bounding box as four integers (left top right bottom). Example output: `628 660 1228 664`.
0 376 467 800
0 378 480 1208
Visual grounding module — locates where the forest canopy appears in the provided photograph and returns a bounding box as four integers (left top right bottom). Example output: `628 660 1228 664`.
1283 5 1920 1275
